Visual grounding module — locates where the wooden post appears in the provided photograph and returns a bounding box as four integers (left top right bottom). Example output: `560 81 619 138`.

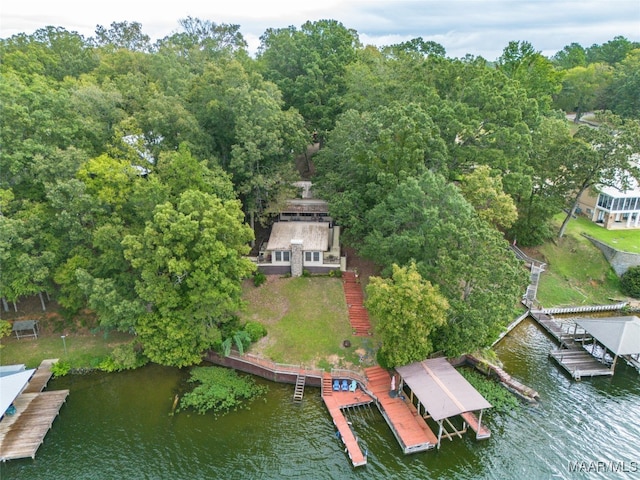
437 420 443 449
477 410 484 439
611 354 618 374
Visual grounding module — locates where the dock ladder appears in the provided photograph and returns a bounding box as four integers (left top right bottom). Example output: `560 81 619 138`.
293 374 306 401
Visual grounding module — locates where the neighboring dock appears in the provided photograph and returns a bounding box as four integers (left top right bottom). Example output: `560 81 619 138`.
529 310 617 380
0 359 69 462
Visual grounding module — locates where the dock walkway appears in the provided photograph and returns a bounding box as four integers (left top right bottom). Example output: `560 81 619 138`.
365 366 437 454
0 360 69 461
321 373 372 467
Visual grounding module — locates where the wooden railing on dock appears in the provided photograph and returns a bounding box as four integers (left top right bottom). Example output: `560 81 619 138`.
542 303 627 315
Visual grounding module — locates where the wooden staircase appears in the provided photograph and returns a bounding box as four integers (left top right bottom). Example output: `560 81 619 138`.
293 374 306 401
322 373 333 397
342 271 372 336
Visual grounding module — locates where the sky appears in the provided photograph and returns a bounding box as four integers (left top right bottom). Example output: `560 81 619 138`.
1 0 639 60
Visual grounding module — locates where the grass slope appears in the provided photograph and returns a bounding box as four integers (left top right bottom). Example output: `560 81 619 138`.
535 214 635 306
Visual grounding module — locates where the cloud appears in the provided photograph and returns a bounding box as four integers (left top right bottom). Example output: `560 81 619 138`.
1 0 638 60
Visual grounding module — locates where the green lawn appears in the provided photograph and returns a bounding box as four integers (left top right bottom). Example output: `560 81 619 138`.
239 276 377 371
535 215 626 306
559 213 640 253
0 331 133 369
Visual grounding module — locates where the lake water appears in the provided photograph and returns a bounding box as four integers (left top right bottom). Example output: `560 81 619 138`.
2 318 639 479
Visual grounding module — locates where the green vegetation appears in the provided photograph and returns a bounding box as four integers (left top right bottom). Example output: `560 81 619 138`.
458 367 520 413
366 263 448 367
536 222 621 306
557 214 640 253
239 277 367 369
1 21 637 369
621 266 640 298
0 331 134 369
179 366 268 415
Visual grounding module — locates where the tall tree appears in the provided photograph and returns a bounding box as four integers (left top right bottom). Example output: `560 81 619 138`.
458 165 517 230
497 40 562 111
258 19 360 138
122 190 255 366
553 63 613 122
366 262 449 367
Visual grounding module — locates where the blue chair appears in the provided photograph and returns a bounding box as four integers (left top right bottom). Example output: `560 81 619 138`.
349 380 357 392
333 380 340 391
341 380 348 391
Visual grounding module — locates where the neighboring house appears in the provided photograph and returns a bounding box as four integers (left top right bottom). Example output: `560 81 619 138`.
577 180 640 230
256 184 342 276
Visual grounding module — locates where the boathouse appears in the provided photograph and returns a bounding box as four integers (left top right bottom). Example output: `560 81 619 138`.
395 357 492 448
573 316 640 374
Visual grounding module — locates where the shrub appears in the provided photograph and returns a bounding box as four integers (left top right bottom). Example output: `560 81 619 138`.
253 270 267 287
99 342 148 372
244 321 267 342
0 320 12 345
621 266 640 298
179 366 267 415
329 269 342 278
51 360 71 377
302 269 311 277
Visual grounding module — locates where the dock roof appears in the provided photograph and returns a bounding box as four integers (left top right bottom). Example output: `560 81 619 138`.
0 368 35 417
396 357 492 421
575 316 640 356
266 222 329 251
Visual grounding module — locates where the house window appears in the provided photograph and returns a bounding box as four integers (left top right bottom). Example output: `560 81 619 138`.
304 251 321 263
275 251 290 262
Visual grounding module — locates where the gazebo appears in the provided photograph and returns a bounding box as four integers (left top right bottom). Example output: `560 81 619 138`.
574 316 640 373
395 357 492 449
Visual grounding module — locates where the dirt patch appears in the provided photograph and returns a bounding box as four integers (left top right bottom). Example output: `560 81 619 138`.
342 246 382 286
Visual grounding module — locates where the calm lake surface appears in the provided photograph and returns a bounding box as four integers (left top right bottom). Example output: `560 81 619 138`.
2 318 639 480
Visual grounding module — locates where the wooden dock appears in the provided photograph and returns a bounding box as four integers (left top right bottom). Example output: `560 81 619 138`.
365 366 437 454
461 411 491 440
549 347 613 380
529 311 614 380
0 360 69 461
342 271 372 336
22 359 56 394
321 373 373 467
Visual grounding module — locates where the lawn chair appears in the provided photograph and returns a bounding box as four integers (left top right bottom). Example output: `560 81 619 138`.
333 379 340 391
341 379 348 391
349 380 357 392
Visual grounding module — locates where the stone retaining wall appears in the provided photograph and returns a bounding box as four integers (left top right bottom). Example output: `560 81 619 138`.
583 234 640 276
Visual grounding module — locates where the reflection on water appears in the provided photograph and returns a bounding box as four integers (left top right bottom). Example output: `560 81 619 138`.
1 319 639 480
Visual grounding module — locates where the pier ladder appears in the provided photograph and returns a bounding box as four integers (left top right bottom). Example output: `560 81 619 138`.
293 374 306 401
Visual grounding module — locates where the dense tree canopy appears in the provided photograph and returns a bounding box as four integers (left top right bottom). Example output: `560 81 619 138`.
1 21 638 365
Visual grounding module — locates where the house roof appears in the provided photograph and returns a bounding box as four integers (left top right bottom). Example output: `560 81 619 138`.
395 357 492 422
282 198 329 214
0 367 35 417
575 316 640 356
266 222 330 251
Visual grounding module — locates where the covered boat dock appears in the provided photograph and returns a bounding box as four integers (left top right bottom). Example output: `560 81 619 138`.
567 316 640 377
395 357 492 449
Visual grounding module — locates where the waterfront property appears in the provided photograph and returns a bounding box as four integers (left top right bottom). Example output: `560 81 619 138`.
577 179 640 230
0 359 69 461
395 358 492 449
